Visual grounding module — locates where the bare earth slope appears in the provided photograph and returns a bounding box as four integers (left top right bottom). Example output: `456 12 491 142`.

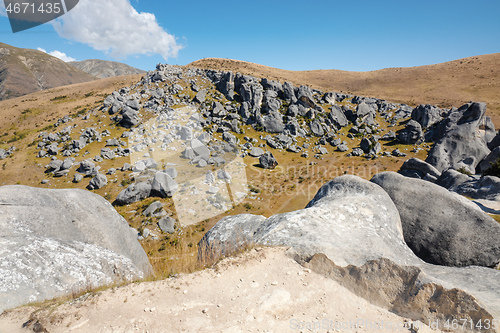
69 59 146 79
189 54 500 125
0 247 441 333
0 43 96 101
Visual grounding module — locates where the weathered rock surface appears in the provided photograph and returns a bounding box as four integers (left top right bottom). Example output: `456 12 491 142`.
0 185 151 313
259 152 278 169
199 175 500 327
426 102 492 172
399 157 441 182
452 175 500 202
158 216 176 234
397 120 424 144
115 182 152 205
411 104 444 128
151 172 178 198
248 147 265 157
371 171 500 268
437 169 472 189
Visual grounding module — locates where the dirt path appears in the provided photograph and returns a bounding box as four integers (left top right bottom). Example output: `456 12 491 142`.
0 247 441 333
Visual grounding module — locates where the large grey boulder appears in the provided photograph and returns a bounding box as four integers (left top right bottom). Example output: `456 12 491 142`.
199 175 500 326
328 105 348 128
282 82 297 104
0 185 151 313
216 72 235 100
158 216 176 234
437 169 472 189
426 102 492 172
452 175 500 202
87 173 108 190
120 107 140 128
190 139 210 160
309 118 324 137
143 201 163 216
356 102 377 125
399 157 441 182
193 89 207 104
411 104 443 128
259 152 278 169
77 159 96 176
115 181 152 205
371 172 500 268
249 147 265 157
151 171 178 198
297 85 319 109
261 114 285 133
397 120 424 144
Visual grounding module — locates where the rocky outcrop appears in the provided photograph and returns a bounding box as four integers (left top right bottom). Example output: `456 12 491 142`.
426 102 493 172
0 185 152 313
199 175 500 329
397 120 424 144
411 104 444 128
371 172 500 268
259 152 278 169
452 175 500 202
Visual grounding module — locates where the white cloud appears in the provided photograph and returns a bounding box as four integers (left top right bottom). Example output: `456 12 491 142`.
0 2 6 17
37 47 77 62
52 0 182 61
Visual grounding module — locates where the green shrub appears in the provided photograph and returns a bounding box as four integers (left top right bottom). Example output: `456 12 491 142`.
457 167 472 176
484 158 500 177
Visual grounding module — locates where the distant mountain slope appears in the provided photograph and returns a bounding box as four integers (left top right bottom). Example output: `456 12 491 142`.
0 43 95 101
69 59 146 79
188 54 500 125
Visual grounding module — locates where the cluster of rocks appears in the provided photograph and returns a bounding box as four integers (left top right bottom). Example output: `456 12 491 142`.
0 146 15 160
199 173 500 329
34 63 467 200
100 64 436 162
138 201 177 239
395 102 500 213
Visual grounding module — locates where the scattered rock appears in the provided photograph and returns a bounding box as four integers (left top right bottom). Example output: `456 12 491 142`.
158 216 176 234
73 174 83 183
397 120 424 145
249 147 265 157
143 201 163 216
259 152 278 169
115 182 152 205
88 174 108 190
151 172 178 198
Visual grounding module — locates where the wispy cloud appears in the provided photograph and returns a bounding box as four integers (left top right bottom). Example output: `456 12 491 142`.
37 47 76 62
52 0 182 60
0 2 6 17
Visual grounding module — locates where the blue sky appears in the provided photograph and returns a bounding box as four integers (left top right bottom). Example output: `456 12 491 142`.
0 0 499 72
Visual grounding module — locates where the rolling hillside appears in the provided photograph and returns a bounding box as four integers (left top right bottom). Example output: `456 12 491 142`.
69 59 146 79
0 43 95 100
189 53 500 125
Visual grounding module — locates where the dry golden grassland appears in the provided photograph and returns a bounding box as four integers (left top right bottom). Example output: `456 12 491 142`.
1 55 497 278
